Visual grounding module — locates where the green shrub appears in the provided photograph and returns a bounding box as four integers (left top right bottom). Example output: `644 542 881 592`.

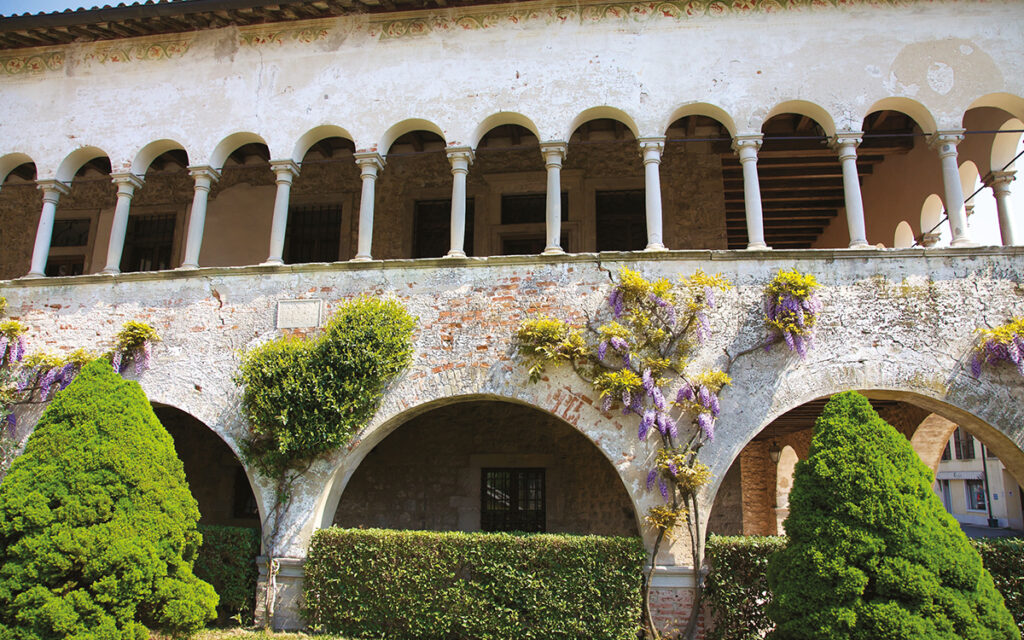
238 297 416 476
705 535 1024 639
972 538 1024 636
766 391 1016 639
704 535 786 640
194 525 260 626
303 528 646 640
0 359 217 639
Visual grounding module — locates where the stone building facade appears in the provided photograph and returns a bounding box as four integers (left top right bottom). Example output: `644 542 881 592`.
1 0 1023 632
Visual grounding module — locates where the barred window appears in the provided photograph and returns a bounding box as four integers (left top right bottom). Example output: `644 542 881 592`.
953 428 975 460
284 203 343 264
122 213 175 273
481 468 545 532
413 198 475 259
595 190 646 252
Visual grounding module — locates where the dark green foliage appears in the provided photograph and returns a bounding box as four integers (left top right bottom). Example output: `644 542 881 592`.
304 528 646 639
0 359 217 639
238 297 416 476
705 535 1024 638
766 391 1016 639
194 525 260 626
704 535 786 640
972 538 1024 636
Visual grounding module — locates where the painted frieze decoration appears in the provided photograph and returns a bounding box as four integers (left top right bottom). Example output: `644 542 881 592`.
0 51 63 76
83 40 191 64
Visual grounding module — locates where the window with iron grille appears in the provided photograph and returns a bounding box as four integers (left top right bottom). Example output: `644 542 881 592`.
122 213 176 273
500 192 568 225
284 203 343 264
413 198 475 259
953 427 975 460
595 190 646 251
481 468 545 532
940 441 951 461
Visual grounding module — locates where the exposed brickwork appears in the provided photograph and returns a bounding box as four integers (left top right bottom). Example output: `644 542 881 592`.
649 586 706 639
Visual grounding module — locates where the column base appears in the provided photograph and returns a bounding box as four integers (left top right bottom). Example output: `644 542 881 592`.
351 254 373 262
445 250 467 258
21 271 45 279
100 267 120 275
847 241 872 249
950 238 979 248
745 242 770 250
644 243 668 252
542 246 565 255
177 263 199 271
260 259 285 266
255 557 306 631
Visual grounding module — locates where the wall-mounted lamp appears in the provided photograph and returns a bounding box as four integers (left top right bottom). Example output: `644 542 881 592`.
768 441 781 464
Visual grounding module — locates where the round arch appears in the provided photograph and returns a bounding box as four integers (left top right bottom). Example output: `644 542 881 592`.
291 124 355 164
315 392 645 537
959 160 980 198
55 145 109 183
761 100 836 137
130 139 189 175
991 118 1024 171
0 152 34 184
894 220 915 248
661 102 737 137
775 445 799 534
920 193 946 240
209 131 269 171
150 401 266 526
470 112 541 149
379 118 447 157
861 97 938 135
565 106 640 142
966 92 1024 125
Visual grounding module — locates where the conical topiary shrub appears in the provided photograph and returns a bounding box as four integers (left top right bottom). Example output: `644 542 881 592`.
767 391 1016 640
0 359 217 639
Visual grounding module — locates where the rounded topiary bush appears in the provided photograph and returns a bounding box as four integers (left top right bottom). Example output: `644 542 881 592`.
767 391 1016 640
0 359 217 639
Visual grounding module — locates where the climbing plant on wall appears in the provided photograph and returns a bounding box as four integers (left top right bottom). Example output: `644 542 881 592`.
514 267 821 640
236 295 416 625
971 317 1024 379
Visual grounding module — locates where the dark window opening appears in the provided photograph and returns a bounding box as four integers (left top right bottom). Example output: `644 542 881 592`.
595 190 646 252
284 203 343 264
232 467 259 519
413 198 475 259
481 468 545 532
500 232 568 256
51 218 91 247
953 428 975 460
500 192 568 225
940 441 951 461
122 213 176 273
44 255 84 277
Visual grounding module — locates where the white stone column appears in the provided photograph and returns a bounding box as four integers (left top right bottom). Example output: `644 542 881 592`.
353 152 384 262
831 132 870 249
26 179 71 278
445 147 474 258
101 173 145 275
180 166 221 269
733 134 769 250
930 131 975 247
639 137 667 251
987 170 1018 246
263 160 301 265
539 142 567 255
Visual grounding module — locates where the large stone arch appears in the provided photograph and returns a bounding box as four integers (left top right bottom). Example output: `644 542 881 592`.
314 381 650 543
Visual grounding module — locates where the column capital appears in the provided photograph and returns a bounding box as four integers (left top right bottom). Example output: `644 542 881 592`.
187 165 221 184
638 137 666 164
110 172 145 192
929 130 965 156
830 131 863 148
446 146 474 173
269 159 301 180
986 169 1016 190
539 141 568 165
36 179 70 200
732 134 763 158
353 151 385 174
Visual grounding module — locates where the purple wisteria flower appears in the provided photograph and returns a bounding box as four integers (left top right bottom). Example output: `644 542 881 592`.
639 410 655 441
610 336 628 352
658 478 669 500
39 368 58 401
609 289 624 318
597 341 608 361
704 286 716 309
17 370 33 393
668 416 678 439
708 392 720 417
971 352 984 377
647 468 658 491
642 369 654 392
649 292 668 308
13 336 24 362
651 387 666 411
697 385 711 408
143 341 153 370
5 412 16 433
676 382 694 403
621 389 632 407
601 394 613 413
0 335 8 363
112 350 123 374
698 412 714 440
668 461 678 477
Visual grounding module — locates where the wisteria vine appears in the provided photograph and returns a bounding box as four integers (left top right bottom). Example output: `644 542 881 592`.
971 317 1024 379
763 269 822 358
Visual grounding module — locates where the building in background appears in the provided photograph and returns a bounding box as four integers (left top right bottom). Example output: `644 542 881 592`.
934 427 1024 531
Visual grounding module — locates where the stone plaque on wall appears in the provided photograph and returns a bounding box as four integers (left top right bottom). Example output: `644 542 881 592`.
276 299 323 329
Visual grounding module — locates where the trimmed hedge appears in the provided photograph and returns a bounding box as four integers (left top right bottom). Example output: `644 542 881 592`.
194 525 260 626
704 535 1024 639
304 527 646 640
